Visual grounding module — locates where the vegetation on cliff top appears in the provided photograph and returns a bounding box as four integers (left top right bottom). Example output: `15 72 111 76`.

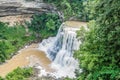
44 0 89 21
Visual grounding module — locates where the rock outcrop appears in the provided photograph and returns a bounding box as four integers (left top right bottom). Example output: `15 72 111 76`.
0 0 56 17
0 0 64 25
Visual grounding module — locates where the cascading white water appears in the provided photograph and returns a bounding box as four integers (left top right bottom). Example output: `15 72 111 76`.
38 23 81 78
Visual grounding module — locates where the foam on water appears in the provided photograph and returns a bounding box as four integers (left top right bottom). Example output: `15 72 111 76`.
38 23 81 78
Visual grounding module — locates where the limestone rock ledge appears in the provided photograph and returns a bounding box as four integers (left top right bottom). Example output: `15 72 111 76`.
0 0 55 17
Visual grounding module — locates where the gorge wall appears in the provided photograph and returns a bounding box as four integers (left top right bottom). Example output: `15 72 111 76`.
0 0 54 16
0 0 63 25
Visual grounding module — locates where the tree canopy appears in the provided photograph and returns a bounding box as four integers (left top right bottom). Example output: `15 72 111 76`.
75 0 120 80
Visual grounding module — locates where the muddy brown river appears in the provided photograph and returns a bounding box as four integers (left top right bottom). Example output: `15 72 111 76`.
0 44 51 77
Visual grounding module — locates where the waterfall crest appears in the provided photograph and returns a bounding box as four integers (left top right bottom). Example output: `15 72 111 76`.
38 23 81 78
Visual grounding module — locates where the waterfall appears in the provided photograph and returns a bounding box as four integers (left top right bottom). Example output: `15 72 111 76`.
38 23 81 78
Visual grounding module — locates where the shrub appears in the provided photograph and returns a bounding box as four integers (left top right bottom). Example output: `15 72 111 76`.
28 13 62 39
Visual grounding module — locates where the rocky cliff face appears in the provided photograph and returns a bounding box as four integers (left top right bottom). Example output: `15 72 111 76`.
0 0 55 17
0 0 64 25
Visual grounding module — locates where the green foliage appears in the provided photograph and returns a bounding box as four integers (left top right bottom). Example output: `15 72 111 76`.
0 76 4 80
0 22 36 63
5 67 33 80
0 67 33 80
64 77 73 80
77 26 87 42
75 0 120 80
44 0 89 21
46 19 55 31
28 13 62 39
